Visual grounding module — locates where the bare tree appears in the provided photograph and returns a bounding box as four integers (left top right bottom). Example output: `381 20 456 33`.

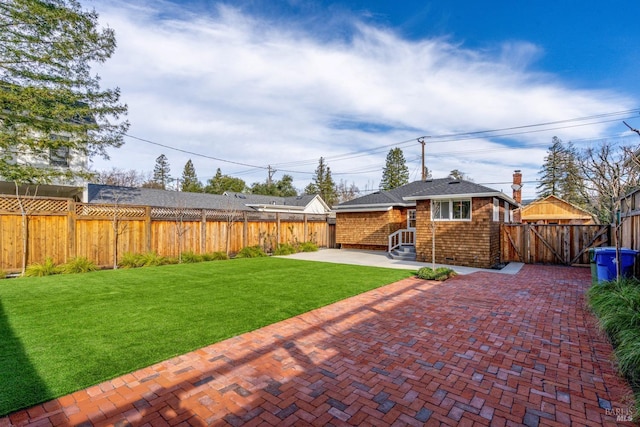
580 142 640 278
336 179 360 203
174 204 190 263
104 189 130 269
93 168 149 187
218 196 242 256
14 183 38 276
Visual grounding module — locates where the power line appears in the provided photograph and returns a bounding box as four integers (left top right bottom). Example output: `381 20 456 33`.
121 109 640 179
123 133 269 170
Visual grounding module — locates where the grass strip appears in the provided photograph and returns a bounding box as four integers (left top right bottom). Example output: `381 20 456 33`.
0 257 414 415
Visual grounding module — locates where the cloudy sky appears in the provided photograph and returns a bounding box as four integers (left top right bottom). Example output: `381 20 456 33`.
84 0 640 200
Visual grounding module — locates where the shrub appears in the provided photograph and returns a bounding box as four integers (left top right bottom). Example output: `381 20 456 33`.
0 269 6 279
416 267 457 281
118 252 145 269
25 258 61 277
59 257 99 274
202 251 229 261
118 252 169 268
235 245 267 258
274 243 297 256
588 278 640 420
299 241 318 252
139 251 167 267
162 257 180 265
181 251 204 263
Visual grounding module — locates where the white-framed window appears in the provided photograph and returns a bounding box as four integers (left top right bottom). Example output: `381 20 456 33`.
432 199 471 221
504 201 509 223
49 146 69 167
493 198 500 222
407 209 416 229
49 134 70 167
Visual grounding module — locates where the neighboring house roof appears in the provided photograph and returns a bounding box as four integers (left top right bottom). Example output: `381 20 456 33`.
335 179 518 212
518 194 594 222
0 181 83 200
85 184 331 214
223 192 330 213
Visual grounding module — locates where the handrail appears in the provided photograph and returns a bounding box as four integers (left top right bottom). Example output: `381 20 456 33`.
388 228 416 252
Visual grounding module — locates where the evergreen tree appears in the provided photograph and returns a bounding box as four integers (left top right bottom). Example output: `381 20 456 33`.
559 142 586 206
0 0 129 183
205 168 246 194
250 174 297 197
537 137 586 205
304 157 337 206
537 137 564 197
180 159 202 192
153 154 171 190
275 174 297 197
380 148 409 190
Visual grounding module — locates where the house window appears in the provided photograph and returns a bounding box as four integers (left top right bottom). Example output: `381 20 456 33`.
504 201 510 223
432 199 471 221
407 209 416 228
49 134 70 167
493 198 500 222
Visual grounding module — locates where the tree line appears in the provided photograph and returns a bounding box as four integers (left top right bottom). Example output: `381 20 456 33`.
93 147 473 207
536 136 639 224
93 154 356 207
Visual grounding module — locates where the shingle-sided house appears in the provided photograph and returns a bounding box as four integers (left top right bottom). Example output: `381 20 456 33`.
334 178 519 269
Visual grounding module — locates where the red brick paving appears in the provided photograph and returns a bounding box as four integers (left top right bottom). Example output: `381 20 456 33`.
1 265 636 426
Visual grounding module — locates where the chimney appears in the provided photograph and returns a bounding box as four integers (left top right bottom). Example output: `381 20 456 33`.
512 170 522 204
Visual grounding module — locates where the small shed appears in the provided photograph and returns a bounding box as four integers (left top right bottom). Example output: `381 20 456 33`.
517 195 595 224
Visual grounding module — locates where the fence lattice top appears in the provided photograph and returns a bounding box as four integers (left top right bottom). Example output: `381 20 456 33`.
0 194 329 222
76 204 147 218
0 196 68 213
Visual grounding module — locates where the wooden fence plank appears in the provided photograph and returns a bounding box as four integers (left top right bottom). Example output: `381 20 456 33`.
501 224 610 265
0 197 330 272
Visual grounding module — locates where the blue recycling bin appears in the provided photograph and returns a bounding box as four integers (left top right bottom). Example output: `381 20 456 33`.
594 247 638 283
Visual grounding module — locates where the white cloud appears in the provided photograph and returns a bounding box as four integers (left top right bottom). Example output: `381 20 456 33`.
89 0 635 196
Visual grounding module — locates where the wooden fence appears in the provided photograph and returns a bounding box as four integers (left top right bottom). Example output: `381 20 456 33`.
0 195 330 272
501 224 610 265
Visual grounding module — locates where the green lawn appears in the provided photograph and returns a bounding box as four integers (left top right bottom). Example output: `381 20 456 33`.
0 257 414 416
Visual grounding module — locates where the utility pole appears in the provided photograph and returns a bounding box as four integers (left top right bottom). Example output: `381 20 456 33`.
267 165 277 186
418 137 430 181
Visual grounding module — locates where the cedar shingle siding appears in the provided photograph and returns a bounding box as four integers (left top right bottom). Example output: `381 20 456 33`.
334 179 518 269
336 209 407 251
415 198 503 268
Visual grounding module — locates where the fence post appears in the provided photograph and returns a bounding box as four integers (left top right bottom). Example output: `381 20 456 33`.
201 209 206 254
243 212 248 248
145 206 152 252
524 224 530 263
304 214 308 242
67 201 76 262
276 212 281 245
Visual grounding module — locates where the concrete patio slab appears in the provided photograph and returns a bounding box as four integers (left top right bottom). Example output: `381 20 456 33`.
280 248 525 275
1 265 634 426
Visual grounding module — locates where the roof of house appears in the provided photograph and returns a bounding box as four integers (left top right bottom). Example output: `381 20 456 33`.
223 192 319 208
86 184 252 211
85 184 331 214
335 178 517 211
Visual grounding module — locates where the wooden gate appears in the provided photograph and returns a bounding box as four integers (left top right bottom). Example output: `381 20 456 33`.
501 224 610 265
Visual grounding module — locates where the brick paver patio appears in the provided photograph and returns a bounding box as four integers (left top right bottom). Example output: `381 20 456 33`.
1 265 636 426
